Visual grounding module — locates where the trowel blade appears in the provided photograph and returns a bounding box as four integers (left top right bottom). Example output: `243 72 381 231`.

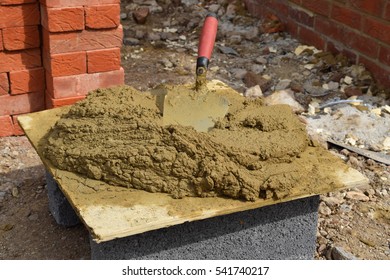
163 91 229 132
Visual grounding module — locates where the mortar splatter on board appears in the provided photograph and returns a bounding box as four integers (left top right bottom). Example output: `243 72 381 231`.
42 83 345 201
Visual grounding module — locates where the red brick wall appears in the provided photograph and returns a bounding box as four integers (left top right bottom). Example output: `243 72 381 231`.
0 0 44 136
244 0 390 89
0 0 124 137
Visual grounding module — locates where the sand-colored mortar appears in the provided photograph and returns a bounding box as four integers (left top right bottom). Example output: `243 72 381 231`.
42 82 344 202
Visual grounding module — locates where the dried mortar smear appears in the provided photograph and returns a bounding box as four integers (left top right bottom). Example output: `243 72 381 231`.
42 83 345 202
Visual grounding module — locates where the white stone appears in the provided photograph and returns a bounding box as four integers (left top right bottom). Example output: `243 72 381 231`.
269 46 277 53
370 108 382 117
344 76 353 85
304 64 315 70
383 137 390 150
294 45 318 56
264 90 304 112
244 85 263 98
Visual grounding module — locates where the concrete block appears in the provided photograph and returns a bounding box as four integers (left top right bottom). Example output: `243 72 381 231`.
91 196 319 260
45 171 80 227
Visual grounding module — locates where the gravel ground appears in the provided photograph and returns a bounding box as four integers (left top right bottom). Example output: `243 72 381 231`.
0 0 388 259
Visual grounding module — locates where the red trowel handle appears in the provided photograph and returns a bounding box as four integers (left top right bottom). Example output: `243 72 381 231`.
196 13 218 76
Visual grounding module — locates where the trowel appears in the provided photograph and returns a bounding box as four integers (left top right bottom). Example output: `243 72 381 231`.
163 13 230 132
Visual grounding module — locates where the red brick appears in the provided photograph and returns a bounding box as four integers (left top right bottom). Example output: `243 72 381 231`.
0 91 44 115
45 91 85 109
42 25 123 54
358 56 390 88
379 45 390 66
0 72 9 95
288 6 314 27
46 67 124 99
44 51 87 77
0 115 14 137
385 2 390 20
343 29 379 58
2 26 40 51
0 30 3 51
41 5 84 32
0 3 40 28
11 115 24 135
0 48 41 72
314 17 344 42
331 4 362 30
349 0 385 17
301 0 331 17
299 25 326 50
289 0 302 4
41 0 119 8
363 17 390 45
87 48 120 73
268 0 289 18
9 68 45 95
285 18 299 38
326 41 357 64
0 0 36 4
85 4 120 29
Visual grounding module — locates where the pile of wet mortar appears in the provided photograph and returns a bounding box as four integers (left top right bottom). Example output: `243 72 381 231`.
42 84 343 201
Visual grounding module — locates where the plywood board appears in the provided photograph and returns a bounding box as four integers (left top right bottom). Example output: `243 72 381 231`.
18 108 369 243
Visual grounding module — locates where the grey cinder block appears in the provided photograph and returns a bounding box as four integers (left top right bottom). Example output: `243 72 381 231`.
91 196 319 260
45 171 80 227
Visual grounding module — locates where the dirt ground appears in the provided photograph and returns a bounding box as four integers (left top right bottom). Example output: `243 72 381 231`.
0 0 389 259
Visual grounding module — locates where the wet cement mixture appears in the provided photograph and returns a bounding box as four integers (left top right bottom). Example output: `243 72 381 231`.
42 83 345 202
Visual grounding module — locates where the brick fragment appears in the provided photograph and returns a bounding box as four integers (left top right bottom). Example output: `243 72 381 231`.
44 51 87 77
3 26 40 51
0 91 44 115
85 4 120 29
41 5 84 32
0 73 9 95
42 25 123 54
9 68 45 95
132 7 150 24
0 3 40 28
87 48 121 73
0 115 14 137
0 48 41 72
46 67 124 99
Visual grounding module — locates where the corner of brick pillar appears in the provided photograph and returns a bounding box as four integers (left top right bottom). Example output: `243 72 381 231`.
40 0 124 109
0 0 44 137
